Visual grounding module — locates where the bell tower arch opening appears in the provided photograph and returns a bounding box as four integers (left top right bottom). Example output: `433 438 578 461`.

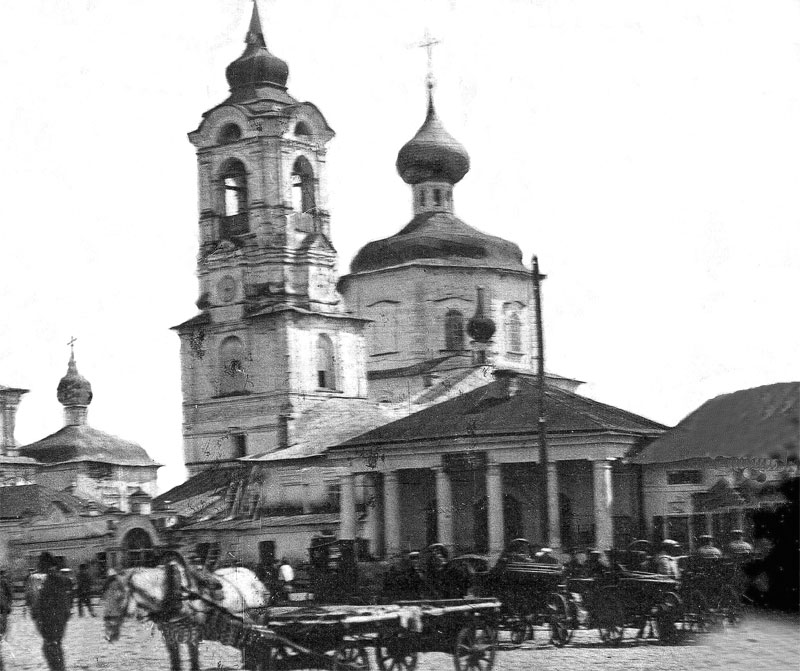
291 156 316 214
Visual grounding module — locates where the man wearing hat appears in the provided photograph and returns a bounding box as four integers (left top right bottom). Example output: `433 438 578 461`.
30 552 72 671
696 534 722 559
725 530 753 557
654 540 681 579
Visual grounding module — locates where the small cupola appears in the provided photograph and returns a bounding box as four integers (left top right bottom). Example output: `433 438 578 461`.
57 347 93 426
225 3 289 95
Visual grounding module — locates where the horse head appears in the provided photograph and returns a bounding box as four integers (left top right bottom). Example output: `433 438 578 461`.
102 572 135 642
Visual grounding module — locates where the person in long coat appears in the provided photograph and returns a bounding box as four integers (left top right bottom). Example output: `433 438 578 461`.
30 553 72 671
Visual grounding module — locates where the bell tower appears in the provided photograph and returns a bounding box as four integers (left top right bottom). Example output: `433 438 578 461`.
174 3 369 475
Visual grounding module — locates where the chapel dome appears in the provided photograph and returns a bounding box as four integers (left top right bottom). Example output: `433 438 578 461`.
56 352 92 407
349 211 526 274
396 87 470 185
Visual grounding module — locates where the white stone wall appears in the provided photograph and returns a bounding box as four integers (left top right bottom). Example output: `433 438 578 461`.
340 264 539 376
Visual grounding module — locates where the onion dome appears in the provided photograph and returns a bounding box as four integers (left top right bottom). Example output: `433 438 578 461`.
225 3 289 93
396 84 470 185
57 351 93 407
467 287 496 343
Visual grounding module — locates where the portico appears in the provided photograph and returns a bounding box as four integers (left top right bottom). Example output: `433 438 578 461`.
328 372 664 559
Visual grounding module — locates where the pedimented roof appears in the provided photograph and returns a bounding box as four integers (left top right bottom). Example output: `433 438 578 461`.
336 376 666 448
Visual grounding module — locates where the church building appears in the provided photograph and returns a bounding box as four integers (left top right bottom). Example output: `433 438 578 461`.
158 4 667 565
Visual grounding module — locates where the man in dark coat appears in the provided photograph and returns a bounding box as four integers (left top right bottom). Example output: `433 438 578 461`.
75 564 94 617
31 553 72 671
0 569 12 671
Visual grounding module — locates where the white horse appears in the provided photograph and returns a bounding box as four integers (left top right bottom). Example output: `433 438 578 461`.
102 562 270 671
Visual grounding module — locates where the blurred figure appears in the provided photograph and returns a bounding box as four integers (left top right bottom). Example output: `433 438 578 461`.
585 549 606 578
76 564 94 617
654 539 681 579
564 547 584 576
0 568 12 670
726 530 754 557
534 547 559 565
31 552 72 671
696 534 722 559
278 558 294 603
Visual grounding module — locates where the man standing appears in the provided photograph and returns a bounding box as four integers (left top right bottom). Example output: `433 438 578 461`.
278 558 294 603
31 553 72 671
654 539 681 579
0 569 12 671
75 564 94 617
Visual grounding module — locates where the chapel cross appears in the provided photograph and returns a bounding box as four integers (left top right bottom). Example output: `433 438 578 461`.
67 336 77 354
418 29 441 83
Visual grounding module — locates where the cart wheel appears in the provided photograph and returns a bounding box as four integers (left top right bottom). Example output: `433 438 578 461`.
718 585 742 628
333 640 371 671
547 593 571 647
454 623 497 671
655 592 682 644
376 633 419 671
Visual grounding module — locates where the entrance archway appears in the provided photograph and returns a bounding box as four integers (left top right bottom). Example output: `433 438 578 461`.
122 527 154 567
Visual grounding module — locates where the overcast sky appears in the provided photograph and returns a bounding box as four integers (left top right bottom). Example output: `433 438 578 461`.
0 0 798 491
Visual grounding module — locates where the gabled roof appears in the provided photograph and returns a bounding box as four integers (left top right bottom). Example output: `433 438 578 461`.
336 376 666 448
632 382 799 464
20 425 161 467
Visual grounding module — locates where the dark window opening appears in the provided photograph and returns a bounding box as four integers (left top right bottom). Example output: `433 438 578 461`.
291 156 316 213
317 334 335 390
218 123 242 144
444 310 465 350
667 470 703 485
219 336 248 395
419 190 426 207
433 189 441 206
295 121 311 136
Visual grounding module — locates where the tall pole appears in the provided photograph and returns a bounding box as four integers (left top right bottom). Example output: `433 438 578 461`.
532 255 550 546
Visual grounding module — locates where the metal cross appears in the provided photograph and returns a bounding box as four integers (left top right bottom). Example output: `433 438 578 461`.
67 336 77 353
418 29 441 82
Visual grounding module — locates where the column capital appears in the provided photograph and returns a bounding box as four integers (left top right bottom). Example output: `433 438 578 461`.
383 470 399 483
486 462 502 475
592 459 614 470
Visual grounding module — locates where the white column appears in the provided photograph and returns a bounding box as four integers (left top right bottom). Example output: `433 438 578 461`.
434 467 454 553
364 473 383 558
339 472 357 540
592 460 614 551
383 471 401 558
486 462 505 559
546 461 561 549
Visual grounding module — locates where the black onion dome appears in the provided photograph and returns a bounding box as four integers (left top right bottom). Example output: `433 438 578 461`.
396 87 470 185
350 211 526 273
225 4 289 92
467 287 496 343
57 352 93 407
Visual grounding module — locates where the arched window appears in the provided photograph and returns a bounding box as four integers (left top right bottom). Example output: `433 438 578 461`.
219 336 247 395
418 190 426 207
433 188 441 206
316 334 336 389
218 123 242 144
295 121 311 136
291 156 316 213
506 313 522 352
444 310 465 350
221 160 248 216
